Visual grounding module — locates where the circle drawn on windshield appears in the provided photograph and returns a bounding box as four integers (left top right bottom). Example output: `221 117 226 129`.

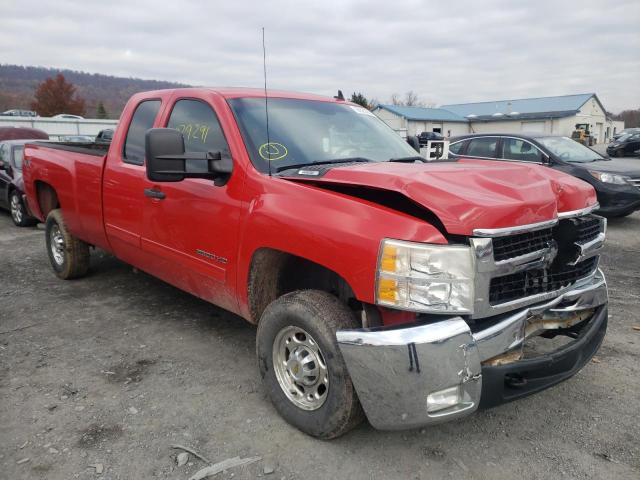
259 142 288 161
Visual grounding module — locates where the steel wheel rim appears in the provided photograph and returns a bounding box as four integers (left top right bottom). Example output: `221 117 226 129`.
273 325 329 411
50 224 65 266
10 194 22 224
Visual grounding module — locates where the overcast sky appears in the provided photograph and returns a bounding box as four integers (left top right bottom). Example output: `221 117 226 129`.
2 0 639 112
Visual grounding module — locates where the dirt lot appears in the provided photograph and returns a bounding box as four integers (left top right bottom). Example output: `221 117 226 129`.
1 210 639 480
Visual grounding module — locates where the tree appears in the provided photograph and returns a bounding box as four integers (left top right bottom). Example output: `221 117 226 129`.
404 90 422 107
31 74 86 117
96 101 108 119
350 92 371 109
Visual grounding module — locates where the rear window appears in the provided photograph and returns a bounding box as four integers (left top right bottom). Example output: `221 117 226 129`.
123 100 161 165
449 141 465 155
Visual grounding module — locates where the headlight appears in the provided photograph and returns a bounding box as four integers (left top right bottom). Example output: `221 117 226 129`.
589 171 630 185
376 239 475 314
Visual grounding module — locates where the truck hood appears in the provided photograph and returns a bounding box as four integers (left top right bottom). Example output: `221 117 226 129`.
284 159 597 236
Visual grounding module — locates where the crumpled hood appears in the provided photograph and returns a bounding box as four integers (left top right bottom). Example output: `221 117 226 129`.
287 159 597 236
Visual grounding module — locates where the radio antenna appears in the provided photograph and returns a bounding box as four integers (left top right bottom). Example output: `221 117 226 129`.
262 27 272 177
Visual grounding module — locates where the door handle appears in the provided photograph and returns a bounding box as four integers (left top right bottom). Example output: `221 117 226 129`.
144 188 166 200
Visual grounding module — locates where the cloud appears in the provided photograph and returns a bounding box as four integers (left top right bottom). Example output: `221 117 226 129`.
2 0 639 111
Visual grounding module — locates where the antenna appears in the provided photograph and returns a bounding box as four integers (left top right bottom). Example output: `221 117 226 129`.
262 27 271 177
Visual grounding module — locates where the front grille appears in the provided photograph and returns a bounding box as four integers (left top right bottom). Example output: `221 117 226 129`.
628 178 640 189
573 215 601 243
492 228 553 262
489 257 598 304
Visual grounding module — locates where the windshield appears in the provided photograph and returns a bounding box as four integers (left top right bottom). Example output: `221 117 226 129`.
536 136 604 163
616 134 632 142
228 98 418 173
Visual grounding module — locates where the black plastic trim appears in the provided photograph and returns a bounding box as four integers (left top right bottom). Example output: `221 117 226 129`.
479 305 607 409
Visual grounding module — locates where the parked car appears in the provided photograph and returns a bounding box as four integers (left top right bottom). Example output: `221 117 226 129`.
23 88 607 438
0 139 39 226
52 114 84 119
95 128 114 145
0 126 48 142
607 131 640 157
58 135 95 143
449 133 640 217
612 127 640 141
1 109 37 117
418 131 444 146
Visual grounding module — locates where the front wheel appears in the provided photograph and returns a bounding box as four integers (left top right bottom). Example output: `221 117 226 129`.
256 290 364 439
10 191 35 227
45 209 90 279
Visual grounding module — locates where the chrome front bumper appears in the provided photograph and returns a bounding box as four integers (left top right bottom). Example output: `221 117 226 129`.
336 270 608 430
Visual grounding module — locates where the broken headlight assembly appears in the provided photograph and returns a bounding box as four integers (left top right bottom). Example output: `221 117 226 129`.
376 239 475 314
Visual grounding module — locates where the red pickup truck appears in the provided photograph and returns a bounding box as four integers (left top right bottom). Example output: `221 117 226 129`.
23 88 609 439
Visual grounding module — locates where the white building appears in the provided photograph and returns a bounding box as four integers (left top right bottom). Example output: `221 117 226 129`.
374 93 624 144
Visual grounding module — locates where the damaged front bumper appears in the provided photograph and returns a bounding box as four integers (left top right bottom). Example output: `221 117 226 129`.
336 270 608 430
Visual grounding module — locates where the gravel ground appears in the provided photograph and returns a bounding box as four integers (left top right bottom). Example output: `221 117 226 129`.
0 209 638 480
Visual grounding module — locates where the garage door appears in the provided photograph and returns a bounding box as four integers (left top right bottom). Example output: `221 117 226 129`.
521 121 545 133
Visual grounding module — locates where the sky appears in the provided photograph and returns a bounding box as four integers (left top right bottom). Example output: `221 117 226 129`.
2 0 639 112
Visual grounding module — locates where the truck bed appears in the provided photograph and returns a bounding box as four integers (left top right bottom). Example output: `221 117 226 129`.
23 141 111 251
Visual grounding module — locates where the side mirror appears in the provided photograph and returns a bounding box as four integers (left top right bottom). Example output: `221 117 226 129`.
542 153 552 164
145 128 232 186
406 135 421 152
0 160 5 171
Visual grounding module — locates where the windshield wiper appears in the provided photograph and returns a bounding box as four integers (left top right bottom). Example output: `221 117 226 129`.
275 157 372 173
389 156 427 163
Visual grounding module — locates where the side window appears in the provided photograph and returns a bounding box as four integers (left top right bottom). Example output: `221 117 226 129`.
449 141 465 155
502 138 543 162
123 100 161 165
13 146 24 169
466 138 497 158
167 99 230 155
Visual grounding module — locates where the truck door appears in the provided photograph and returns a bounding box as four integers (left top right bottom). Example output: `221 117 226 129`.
103 98 164 265
141 95 245 314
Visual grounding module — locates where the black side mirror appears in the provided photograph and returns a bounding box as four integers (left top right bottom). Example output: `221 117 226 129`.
145 128 232 186
0 160 5 171
406 135 421 152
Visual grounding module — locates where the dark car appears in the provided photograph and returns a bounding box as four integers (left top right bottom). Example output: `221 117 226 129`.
418 131 444 146
612 128 640 141
95 128 114 145
607 132 640 157
0 139 40 226
449 133 640 217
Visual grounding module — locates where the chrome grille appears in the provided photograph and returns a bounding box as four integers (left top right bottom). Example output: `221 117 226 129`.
573 215 602 244
492 228 553 262
469 213 606 319
489 257 598 304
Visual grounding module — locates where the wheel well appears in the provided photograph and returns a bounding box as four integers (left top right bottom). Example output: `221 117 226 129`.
247 248 360 324
35 181 60 218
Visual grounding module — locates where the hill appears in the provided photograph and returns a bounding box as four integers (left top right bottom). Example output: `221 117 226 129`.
0 65 190 119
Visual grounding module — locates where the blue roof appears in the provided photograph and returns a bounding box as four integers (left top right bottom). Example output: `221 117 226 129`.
441 93 598 119
375 104 468 123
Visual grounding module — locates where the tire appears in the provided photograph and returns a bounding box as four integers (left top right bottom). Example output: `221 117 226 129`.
256 290 364 439
45 209 90 279
615 149 624 158
9 190 36 227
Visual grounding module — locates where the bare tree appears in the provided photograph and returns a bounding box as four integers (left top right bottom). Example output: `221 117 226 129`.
404 90 422 107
